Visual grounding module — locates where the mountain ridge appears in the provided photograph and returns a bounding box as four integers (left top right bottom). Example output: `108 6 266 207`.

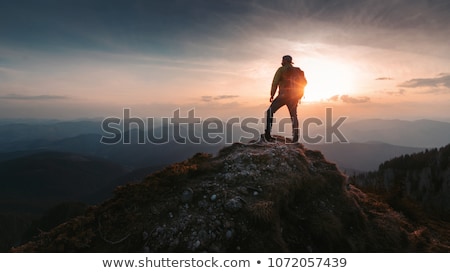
338 119 450 148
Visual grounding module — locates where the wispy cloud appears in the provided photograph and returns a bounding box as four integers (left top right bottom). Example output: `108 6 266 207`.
384 89 405 96
0 67 15 74
0 94 68 100
376 77 394 81
398 73 450 89
340 95 370 104
201 95 239 102
214 95 239 100
328 95 340 102
327 94 370 103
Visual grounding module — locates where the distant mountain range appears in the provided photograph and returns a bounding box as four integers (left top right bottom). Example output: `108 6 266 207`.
0 117 448 183
0 120 103 144
2 117 449 147
1 118 448 168
0 133 224 170
305 142 426 173
303 118 450 172
338 119 450 148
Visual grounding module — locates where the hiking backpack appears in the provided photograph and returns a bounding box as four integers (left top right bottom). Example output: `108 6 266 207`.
285 67 307 99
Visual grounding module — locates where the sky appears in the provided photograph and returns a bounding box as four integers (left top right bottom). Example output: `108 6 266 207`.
0 0 450 122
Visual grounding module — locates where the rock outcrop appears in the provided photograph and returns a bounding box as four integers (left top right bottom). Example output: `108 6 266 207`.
11 137 450 252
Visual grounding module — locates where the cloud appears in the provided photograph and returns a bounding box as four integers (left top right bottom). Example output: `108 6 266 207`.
328 95 340 102
384 89 405 96
340 95 370 104
201 96 213 102
327 94 371 103
0 94 68 100
376 77 394 80
0 67 16 74
201 95 239 102
214 95 239 100
398 73 450 89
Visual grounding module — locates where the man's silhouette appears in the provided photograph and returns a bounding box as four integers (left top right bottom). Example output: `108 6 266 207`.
265 55 307 142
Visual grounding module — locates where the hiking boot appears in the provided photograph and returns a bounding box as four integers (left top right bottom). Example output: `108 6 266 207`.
264 130 275 142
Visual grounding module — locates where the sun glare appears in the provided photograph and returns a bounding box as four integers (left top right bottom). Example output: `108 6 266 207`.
300 58 355 102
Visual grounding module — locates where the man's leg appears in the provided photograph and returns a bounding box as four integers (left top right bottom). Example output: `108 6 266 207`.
287 99 299 142
265 96 286 140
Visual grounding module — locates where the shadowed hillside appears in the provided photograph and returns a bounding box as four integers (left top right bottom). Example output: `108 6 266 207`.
11 137 450 253
352 144 450 221
0 152 128 252
0 151 127 213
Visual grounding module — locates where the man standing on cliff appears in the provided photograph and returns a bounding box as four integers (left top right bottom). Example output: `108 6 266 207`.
265 55 307 143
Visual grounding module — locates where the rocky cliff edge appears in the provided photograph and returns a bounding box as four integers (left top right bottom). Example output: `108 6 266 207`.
11 136 450 252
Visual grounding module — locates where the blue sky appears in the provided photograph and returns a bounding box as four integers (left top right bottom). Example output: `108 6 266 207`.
1 0 449 120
